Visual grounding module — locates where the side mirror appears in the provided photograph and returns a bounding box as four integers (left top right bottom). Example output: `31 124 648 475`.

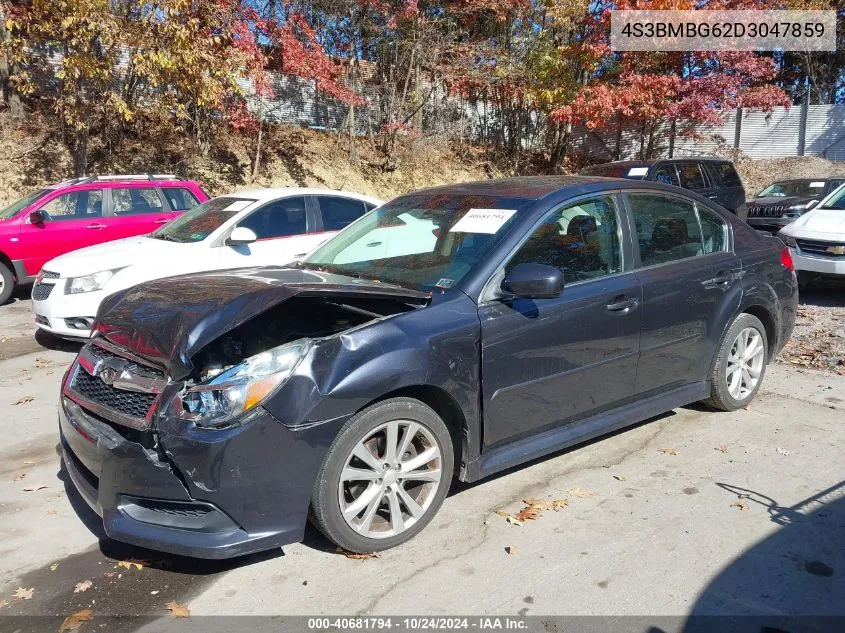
29 210 46 224
502 263 564 299
227 226 257 246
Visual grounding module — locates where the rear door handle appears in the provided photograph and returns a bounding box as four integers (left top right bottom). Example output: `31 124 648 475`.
153 218 170 224
606 296 639 313
86 223 106 230
707 195 719 199
702 270 735 288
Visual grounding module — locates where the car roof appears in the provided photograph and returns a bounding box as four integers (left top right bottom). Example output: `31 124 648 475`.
768 178 838 183
220 187 382 202
45 176 199 189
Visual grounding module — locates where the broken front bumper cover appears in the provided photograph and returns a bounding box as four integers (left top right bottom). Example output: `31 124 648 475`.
59 395 344 559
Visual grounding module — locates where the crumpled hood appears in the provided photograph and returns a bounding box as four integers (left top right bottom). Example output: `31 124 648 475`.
44 236 183 277
780 208 845 239
94 266 430 380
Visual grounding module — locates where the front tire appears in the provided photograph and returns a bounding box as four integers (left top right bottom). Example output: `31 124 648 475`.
704 313 768 411
0 262 14 305
310 397 454 553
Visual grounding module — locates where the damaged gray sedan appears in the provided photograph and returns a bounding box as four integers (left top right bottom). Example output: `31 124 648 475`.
59 177 797 557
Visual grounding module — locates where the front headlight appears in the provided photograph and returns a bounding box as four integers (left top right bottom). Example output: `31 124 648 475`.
169 339 311 428
67 269 121 294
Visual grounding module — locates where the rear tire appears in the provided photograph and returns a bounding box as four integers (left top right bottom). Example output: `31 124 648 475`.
703 313 768 411
0 262 14 305
310 397 454 553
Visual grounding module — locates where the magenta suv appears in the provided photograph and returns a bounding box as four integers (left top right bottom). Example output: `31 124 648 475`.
0 175 207 304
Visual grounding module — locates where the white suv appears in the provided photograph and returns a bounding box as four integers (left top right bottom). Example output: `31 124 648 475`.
779 183 845 286
32 188 383 338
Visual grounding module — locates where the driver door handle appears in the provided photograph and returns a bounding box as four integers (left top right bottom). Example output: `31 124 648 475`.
153 218 170 224
86 223 107 230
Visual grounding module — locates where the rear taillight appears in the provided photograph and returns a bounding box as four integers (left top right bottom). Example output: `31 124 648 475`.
780 246 795 272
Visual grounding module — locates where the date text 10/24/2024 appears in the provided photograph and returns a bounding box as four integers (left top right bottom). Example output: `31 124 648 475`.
307 618 528 630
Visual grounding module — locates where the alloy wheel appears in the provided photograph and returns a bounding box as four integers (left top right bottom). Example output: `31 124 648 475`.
338 420 443 539
726 327 765 400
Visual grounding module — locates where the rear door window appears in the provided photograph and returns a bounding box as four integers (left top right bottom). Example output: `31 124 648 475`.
38 190 104 221
162 187 200 211
675 163 708 190
317 196 368 231
238 196 308 239
112 187 165 216
629 193 705 266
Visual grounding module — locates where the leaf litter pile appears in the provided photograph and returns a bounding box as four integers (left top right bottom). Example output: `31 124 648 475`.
496 496 575 526
779 305 845 375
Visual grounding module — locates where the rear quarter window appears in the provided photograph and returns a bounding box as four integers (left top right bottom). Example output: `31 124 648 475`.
162 187 201 211
711 162 743 188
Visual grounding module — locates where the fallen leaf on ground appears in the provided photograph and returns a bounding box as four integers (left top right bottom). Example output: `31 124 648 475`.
165 601 191 618
514 505 542 522
613 474 626 481
0 599 8 608
776 447 790 456
567 487 595 498
505 516 523 526
13 587 34 600
50 562 59 571
523 498 568 511
494 510 510 518
59 608 93 632
659 448 680 456
505 546 517 555
335 548 379 560
116 560 144 571
716 445 729 454
23 460 34 465
13 473 25 481
74 581 92 593
731 501 749 511
34 357 53 369
13 396 34 405
23 484 47 491
150 590 159 595
47 509 57 516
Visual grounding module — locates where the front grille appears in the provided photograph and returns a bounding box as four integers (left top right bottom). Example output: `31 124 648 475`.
747 205 786 218
32 283 54 301
796 239 845 258
71 368 158 419
87 343 164 380
40 270 60 279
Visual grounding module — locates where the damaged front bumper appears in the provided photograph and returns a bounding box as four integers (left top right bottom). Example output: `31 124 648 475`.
59 392 346 559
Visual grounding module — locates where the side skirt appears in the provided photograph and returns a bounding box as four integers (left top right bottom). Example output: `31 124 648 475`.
463 381 710 483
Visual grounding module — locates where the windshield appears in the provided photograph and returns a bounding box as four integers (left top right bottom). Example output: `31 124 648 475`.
756 181 827 198
152 197 255 243
581 164 649 179
821 185 845 210
0 189 49 220
301 193 525 291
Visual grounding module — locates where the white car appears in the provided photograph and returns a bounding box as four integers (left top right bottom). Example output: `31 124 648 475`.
32 188 383 338
779 183 845 286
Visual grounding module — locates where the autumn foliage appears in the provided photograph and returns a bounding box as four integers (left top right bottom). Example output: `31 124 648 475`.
0 0 838 176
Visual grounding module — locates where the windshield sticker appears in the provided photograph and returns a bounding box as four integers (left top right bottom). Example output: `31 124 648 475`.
435 278 455 289
627 167 649 177
450 208 517 234
809 181 825 188
224 200 253 212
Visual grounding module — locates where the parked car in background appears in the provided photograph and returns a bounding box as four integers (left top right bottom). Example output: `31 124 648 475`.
746 178 845 234
0 175 207 305
32 188 383 338
779 181 845 287
580 157 747 220
57 176 796 559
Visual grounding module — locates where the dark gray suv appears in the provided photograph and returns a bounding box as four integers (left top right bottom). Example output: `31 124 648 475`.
581 157 747 220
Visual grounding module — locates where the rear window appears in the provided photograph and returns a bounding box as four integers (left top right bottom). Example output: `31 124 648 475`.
711 162 743 188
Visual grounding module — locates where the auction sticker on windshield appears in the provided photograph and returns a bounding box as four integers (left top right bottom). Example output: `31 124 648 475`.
450 208 517 234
